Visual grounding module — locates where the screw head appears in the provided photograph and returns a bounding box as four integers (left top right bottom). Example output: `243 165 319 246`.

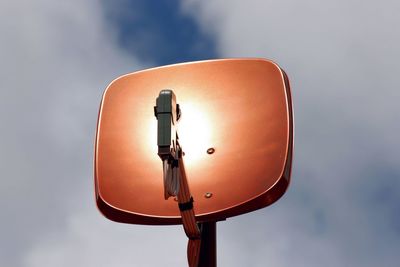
206 147 215 154
204 192 213 198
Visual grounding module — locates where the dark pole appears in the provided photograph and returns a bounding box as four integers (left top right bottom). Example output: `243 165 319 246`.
198 221 217 267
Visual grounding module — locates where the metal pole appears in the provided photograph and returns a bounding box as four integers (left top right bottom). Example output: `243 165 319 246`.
198 221 217 267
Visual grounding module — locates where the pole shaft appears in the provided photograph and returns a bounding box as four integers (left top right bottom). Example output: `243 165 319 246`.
198 221 217 267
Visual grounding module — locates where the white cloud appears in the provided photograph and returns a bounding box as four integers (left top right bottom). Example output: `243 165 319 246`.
180 1 400 266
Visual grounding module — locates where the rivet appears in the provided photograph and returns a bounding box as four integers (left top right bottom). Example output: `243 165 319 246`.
204 192 213 198
206 147 215 154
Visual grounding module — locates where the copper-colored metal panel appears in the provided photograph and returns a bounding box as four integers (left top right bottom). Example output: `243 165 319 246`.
95 58 293 225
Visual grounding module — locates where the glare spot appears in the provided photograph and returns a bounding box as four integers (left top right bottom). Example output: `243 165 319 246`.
177 102 213 167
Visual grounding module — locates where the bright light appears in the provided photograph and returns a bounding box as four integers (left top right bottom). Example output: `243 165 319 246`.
178 102 213 167
147 119 158 158
146 102 213 167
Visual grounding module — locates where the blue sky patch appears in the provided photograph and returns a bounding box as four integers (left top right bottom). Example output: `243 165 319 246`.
103 0 218 66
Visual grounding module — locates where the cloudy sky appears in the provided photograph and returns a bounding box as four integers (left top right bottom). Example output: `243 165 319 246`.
1 0 399 266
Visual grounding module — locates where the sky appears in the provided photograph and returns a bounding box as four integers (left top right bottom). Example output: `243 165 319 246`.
1 0 399 266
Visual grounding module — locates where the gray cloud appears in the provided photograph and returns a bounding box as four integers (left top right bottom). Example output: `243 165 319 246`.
181 0 400 266
2 0 399 266
0 1 187 266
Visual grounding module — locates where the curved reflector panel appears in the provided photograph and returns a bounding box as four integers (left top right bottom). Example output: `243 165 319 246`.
95 58 293 225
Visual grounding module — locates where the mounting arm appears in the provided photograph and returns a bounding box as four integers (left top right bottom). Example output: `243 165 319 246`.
154 90 216 267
